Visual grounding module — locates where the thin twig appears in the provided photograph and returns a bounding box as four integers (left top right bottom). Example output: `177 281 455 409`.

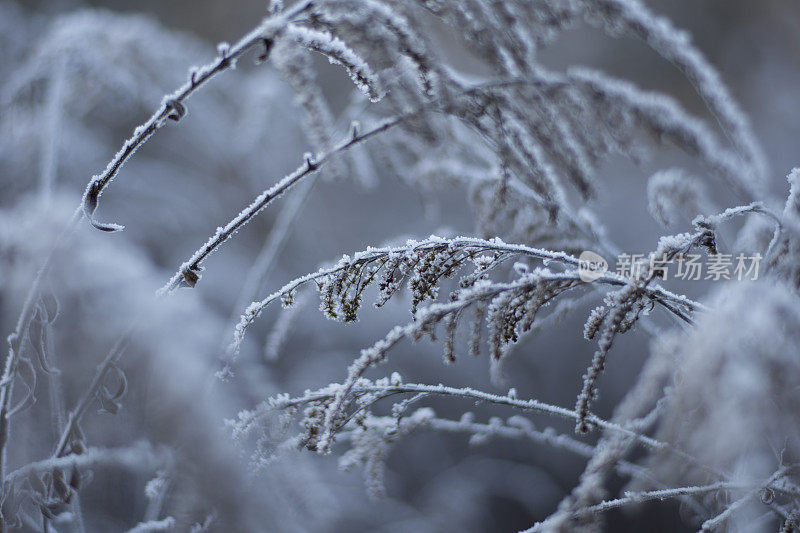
53 332 133 459
0 2 316 499
160 114 406 294
270 382 680 453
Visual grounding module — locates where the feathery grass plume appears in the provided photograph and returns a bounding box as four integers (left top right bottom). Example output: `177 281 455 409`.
231 236 700 356
646 281 800 530
303 0 438 97
285 25 383 102
237 377 677 468
582 0 768 190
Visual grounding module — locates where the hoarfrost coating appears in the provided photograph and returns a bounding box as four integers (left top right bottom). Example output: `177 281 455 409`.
1 0 800 531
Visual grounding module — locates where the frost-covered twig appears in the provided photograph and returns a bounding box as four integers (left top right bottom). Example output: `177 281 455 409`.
230 235 702 355
551 466 798 532
398 415 648 479
4 1 791 529
79 0 315 232
218 34 340 368
53 332 132 459
0 0 316 495
698 467 799 531
5 443 165 486
247 381 673 453
583 483 753 515
160 115 405 294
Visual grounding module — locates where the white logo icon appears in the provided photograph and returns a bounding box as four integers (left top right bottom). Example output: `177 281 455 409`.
578 250 608 282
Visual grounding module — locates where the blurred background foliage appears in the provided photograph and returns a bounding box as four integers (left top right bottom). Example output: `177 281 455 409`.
1 0 799 531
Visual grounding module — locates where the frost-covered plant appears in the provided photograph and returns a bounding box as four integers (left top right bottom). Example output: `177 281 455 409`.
3 0 800 531
643 280 800 531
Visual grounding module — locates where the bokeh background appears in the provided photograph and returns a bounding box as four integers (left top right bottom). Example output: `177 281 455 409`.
2 0 799 531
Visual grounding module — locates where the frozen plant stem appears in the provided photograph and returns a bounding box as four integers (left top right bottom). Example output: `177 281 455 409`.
53 333 132 459
0 1 315 510
2 0 791 528
80 1 315 231
161 115 406 294
274 382 675 453
230 235 704 355
0 208 81 496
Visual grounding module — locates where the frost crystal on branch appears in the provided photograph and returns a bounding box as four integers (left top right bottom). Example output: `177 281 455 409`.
4 0 798 530
285 25 383 102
